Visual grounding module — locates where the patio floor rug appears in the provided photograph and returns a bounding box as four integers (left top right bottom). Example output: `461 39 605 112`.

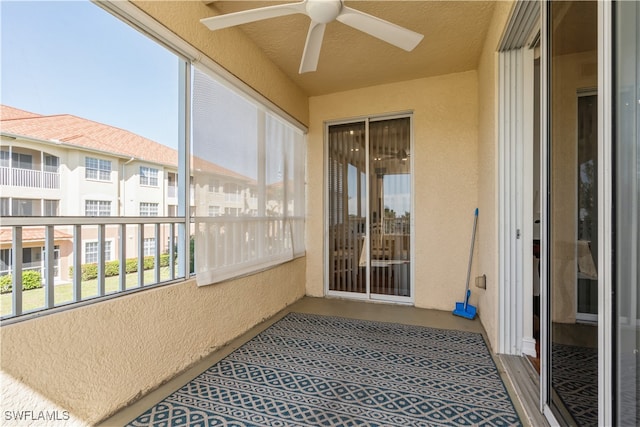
128 313 521 426
552 343 598 426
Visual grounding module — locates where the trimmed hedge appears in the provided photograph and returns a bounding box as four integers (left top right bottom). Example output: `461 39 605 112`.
70 253 172 281
0 270 43 294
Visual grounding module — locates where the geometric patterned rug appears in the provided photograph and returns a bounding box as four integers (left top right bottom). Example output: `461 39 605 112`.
128 313 522 426
552 343 598 426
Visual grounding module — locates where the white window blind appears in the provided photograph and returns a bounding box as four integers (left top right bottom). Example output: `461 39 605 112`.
192 67 305 285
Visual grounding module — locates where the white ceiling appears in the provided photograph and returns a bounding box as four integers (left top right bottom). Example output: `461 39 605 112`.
203 1 498 96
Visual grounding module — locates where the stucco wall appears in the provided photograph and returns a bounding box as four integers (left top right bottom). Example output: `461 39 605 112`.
475 1 514 351
306 72 479 312
0 258 305 425
132 0 308 127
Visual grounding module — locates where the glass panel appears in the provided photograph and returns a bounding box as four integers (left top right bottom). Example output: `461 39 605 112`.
576 93 598 317
327 122 366 293
369 118 411 297
191 69 305 284
615 1 640 424
548 1 598 424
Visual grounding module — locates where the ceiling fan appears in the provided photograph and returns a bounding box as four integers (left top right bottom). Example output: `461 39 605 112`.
201 0 424 74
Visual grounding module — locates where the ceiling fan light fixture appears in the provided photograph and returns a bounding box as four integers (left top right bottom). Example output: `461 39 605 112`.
306 0 342 24
200 0 424 74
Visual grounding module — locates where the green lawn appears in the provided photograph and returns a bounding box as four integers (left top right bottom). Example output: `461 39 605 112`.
1 268 173 317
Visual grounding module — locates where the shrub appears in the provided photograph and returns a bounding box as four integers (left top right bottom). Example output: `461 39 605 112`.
0 271 43 293
69 253 171 282
160 253 170 267
143 256 154 270
22 270 43 290
125 258 138 274
105 260 120 277
0 274 12 294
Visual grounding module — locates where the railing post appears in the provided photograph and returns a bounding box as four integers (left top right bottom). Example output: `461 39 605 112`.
73 225 82 302
138 224 144 287
119 224 126 292
97 224 106 296
45 225 55 308
12 227 23 317
169 223 175 280
154 223 160 284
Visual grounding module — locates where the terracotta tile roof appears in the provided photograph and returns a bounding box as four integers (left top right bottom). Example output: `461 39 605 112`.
1 105 42 121
1 105 177 166
0 227 73 244
0 104 253 182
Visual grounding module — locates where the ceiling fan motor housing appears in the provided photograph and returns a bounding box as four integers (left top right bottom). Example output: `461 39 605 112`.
306 0 343 24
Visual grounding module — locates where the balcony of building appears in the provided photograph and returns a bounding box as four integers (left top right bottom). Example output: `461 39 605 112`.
0 147 60 190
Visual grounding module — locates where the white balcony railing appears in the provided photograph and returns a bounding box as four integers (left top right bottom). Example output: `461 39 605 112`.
167 185 177 198
0 167 60 189
194 216 304 284
0 216 188 322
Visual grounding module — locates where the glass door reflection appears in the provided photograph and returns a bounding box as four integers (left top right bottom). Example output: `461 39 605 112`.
547 1 599 425
369 119 411 297
327 117 412 300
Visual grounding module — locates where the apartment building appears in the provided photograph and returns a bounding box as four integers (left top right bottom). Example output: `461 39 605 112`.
0 104 260 282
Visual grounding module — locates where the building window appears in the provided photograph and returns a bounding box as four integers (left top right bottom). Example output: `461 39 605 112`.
85 157 111 181
168 205 177 217
0 198 9 216
43 200 59 216
0 151 9 167
12 198 39 216
44 155 59 173
12 152 32 170
0 248 11 275
85 241 112 264
143 237 156 257
224 183 242 203
85 200 111 216
224 207 240 217
140 202 158 216
208 179 219 193
140 166 159 186
208 205 220 217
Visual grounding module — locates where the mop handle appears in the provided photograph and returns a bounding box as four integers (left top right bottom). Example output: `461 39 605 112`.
464 208 479 309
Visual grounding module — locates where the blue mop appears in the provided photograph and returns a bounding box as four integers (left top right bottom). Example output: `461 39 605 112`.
453 208 478 320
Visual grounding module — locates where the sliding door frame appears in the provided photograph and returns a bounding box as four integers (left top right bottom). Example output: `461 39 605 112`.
540 1 614 425
324 112 415 304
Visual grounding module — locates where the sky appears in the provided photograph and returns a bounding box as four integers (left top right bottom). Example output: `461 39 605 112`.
0 0 180 149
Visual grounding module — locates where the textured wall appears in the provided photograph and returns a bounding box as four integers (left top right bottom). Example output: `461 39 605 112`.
306 71 480 312
1 258 306 424
132 0 309 126
475 0 514 352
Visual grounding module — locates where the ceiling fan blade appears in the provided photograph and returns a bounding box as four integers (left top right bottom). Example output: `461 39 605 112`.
336 6 424 51
299 21 326 74
201 1 307 31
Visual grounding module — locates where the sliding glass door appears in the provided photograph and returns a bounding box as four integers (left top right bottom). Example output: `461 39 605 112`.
327 116 412 301
547 1 599 425
615 1 639 424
